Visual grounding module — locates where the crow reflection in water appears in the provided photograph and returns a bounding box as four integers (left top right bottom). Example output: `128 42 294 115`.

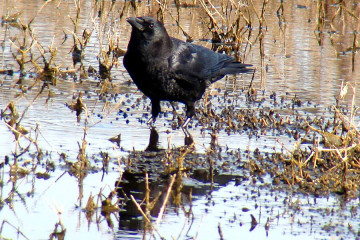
124 16 253 127
145 127 193 152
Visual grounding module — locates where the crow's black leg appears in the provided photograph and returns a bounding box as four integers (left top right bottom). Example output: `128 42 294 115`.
183 102 195 128
147 98 161 125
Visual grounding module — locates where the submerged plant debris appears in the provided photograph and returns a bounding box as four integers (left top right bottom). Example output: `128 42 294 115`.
0 0 360 240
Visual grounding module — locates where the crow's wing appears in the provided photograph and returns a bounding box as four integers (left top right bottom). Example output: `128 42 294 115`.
169 39 252 86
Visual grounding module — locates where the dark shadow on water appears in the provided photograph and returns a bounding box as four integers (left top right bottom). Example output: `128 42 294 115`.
145 127 161 152
145 127 194 152
182 127 194 146
115 168 237 234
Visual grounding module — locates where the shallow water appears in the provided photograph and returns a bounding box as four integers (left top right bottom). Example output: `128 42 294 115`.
1 0 360 240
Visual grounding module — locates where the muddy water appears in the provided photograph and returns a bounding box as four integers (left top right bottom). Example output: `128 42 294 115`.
1 0 360 240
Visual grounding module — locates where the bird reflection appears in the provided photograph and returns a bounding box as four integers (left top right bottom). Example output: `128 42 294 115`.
182 127 194 146
145 127 160 152
145 127 194 152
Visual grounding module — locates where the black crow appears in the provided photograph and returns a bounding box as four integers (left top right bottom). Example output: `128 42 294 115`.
123 16 253 127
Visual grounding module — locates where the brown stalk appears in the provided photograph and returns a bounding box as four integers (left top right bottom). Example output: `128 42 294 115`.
0 220 30 240
155 174 176 225
130 194 163 238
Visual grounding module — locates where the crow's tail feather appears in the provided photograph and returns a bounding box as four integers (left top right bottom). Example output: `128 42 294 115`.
220 63 254 75
210 63 253 83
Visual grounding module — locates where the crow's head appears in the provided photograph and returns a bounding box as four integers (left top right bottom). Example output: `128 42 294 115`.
127 16 168 43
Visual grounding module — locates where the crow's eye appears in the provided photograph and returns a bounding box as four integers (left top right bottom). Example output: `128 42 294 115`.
149 23 154 29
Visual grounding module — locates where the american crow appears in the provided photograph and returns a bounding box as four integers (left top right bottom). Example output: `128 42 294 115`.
124 16 253 127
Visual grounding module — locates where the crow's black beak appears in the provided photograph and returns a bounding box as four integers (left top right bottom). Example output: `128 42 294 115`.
126 17 145 31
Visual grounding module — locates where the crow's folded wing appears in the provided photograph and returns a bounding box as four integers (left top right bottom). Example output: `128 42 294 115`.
169 39 252 87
